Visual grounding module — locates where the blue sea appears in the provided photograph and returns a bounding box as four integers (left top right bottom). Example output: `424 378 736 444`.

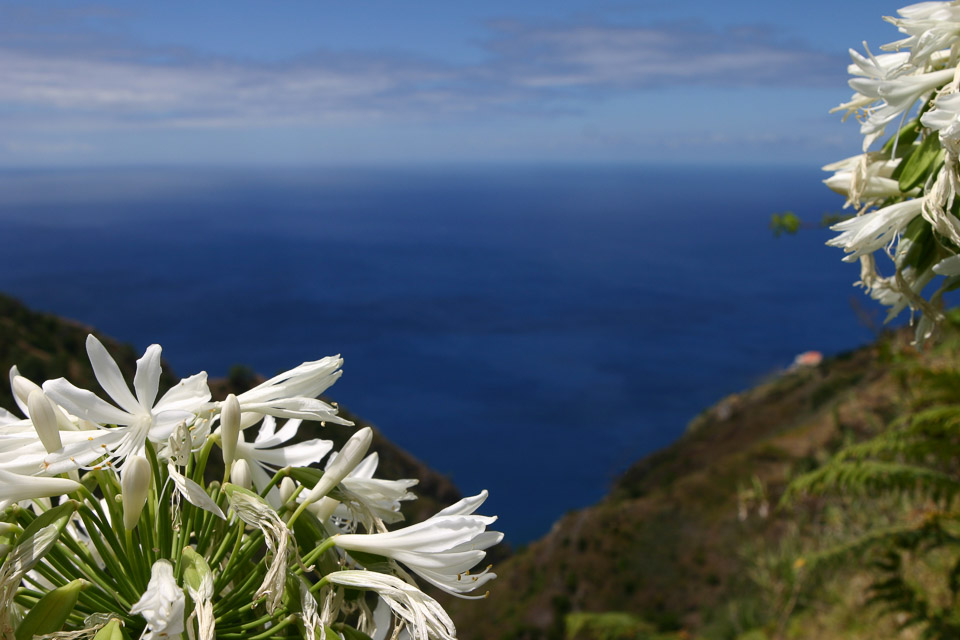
0 164 883 543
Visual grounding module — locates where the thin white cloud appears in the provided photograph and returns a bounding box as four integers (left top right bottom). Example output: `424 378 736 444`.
0 17 844 134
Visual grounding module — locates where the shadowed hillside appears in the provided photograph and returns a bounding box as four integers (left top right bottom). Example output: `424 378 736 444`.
446 328 928 640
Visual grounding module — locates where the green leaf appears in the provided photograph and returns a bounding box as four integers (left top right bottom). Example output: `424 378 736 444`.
331 622 375 640
15 579 88 640
289 467 326 490
899 132 943 192
15 501 77 545
883 118 921 158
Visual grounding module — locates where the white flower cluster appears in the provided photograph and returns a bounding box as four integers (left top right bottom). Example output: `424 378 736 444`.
825 1 960 341
0 335 500 640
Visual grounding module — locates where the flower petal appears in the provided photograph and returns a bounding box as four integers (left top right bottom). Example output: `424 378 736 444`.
250 438 334 468
134 344 162 411
155 372 211 413
168 464 225 519
43 378 135 426
86 335 143 414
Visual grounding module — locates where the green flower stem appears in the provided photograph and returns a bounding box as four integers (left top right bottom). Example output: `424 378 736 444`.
211 528 266 609
140 456 163 566
217 611 288 633
77 486 129 564
12 593 39 609
299 537 337 571
218 614 298 640
172 501 196 575
138 500 158 567
210 520 245 570
41 548 103 611
286 500 311 529
122 527 148 590
258 467 290 500
220 532 268 579
191 434 217 485
53 529 133 609
308 575 331 594
212 569 264 619
76 510 140 604
194 483 225 556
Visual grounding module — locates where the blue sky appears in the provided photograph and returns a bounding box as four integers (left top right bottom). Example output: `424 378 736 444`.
0 1 910 167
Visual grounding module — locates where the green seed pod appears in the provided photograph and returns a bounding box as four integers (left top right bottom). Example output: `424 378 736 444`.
181 546 213 595
15 579 89 640
92 619 126 640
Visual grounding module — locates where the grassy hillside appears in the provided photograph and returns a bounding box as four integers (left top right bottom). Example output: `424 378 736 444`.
446 326 936 640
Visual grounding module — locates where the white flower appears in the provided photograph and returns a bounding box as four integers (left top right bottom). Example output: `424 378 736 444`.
129 559 185 640
326 570 457 640
326 452 419 529
234 415 334 505
846 66 954 150
882 2 960 65
233 356 352 425
334 490 502 598
922 91 960 156
822 153 907 209
301 427 372 509
43 335 211 468
827 198 923 262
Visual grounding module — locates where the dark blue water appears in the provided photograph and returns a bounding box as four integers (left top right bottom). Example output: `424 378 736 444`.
0 165 882 543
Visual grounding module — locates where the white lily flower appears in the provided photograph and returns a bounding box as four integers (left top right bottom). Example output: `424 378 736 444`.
233 356 351 425
129 559 185 640
323 452 419 529
326 570 457 640
847 66 955 150
334 490 502 598
827 198 923 262
0 408 16 427
301 427 372 509
922 91 960 156
43 335 211 468
822 153 907 208
233 415 334 506
882 2 960 65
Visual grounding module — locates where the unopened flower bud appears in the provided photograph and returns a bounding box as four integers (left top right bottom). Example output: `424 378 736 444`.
231 458 252 490
27 390 62 453
121 455 152 530
278 477 296 504
302 427 372 507
308 496 340 522
15 373 77 432
220 394 241 469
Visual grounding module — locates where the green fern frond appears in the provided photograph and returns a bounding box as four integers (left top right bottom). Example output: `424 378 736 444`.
783 460 960 504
